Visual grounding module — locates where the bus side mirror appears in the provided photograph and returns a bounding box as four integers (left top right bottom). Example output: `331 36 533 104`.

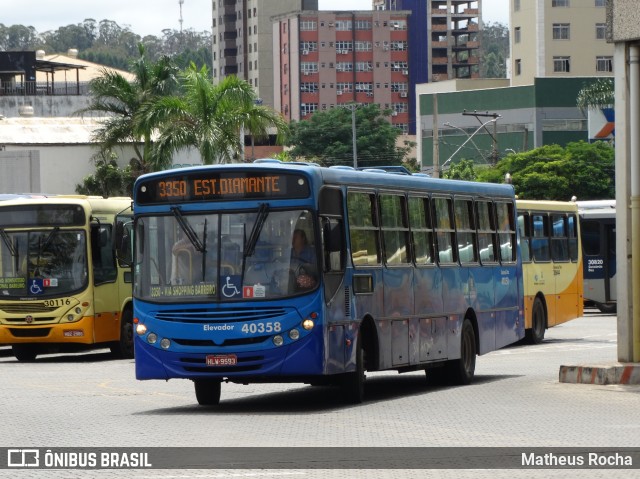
115 220 133 267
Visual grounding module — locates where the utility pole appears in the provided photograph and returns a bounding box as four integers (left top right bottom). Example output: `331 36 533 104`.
179 0 184 34
432 94 439 178
341 104 358 168
462 110 501 165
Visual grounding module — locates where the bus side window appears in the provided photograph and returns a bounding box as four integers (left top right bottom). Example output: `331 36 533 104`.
319 187 345 303
517 213 531 262
91 225 117 285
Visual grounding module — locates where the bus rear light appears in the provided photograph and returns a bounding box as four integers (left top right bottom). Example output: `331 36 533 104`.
160 338 171 349
273 335 284 346
302 319 314 330
147 333 158 344
310 312 318 319
289 329 300 340
136 324 147 335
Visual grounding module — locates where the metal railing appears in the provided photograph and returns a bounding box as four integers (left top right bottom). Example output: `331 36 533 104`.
0 80 91 96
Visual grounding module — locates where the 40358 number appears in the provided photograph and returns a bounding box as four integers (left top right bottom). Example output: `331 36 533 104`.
241 322 282 334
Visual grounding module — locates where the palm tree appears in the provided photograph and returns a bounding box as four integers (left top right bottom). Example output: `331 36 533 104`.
78 44 180 173
576 78 614 113
138 63 287 169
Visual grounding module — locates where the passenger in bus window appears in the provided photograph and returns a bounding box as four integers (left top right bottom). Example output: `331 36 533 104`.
291 229 317 290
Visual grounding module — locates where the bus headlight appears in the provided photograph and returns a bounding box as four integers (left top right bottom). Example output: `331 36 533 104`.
302 319 314 330
273 335 284 346
147 333 158 344
67 314 75 322
289 329 300 340
160 338 171 349
136 324 148 335
75 307 82 315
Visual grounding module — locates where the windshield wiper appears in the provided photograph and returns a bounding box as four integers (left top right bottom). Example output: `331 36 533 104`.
171 207 206 253
244 203 269 259
171 207 207 282
0 229 17 257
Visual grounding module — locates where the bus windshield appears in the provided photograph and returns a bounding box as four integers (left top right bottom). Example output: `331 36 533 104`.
0 229 88 297
134 208 318 302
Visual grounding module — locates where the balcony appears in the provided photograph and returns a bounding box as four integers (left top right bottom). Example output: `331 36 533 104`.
0 80 89 96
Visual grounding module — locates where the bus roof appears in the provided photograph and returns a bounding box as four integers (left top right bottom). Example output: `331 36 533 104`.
577 200 616 219
516 199 579 213
135 162 516 200
0 196 131 215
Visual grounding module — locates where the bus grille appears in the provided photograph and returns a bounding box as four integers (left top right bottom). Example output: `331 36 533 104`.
0 303 58 314
4 317 56 324
154 307 290 323
10 328 51 338
172 335 270 347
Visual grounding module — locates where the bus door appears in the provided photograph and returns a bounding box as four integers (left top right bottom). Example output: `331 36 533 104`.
90 222 121 343
319 187 349 375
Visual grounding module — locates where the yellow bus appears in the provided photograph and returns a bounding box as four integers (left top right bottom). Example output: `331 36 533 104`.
516 200 584 343
0 196 133 361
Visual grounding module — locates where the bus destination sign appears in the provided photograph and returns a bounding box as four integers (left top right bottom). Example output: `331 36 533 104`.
136 171 311 204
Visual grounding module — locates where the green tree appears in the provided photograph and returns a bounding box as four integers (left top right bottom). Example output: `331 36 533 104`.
138 64 287 168
475 141 615 200
75 152 134 197
286 104 414 168
479 22 509 78
78 44 180 173
576 78 614 113
442 159 477 181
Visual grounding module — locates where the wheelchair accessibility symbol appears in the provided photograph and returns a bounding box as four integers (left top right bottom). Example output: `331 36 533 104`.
221 275 242 298
29 279 44 295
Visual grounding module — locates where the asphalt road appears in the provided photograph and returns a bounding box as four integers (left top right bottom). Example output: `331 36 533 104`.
0 308 638 478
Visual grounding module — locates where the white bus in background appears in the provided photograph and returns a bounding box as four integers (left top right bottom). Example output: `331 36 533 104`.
577 200 617 314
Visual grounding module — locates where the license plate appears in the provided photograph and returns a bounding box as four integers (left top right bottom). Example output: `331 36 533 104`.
206 354 237 366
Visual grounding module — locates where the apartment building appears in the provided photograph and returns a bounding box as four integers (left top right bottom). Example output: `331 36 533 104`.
510 0 613 86
211 0 318 109
273 9 411 134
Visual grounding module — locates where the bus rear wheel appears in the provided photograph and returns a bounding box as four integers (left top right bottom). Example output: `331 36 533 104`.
194 379 222 406
526 297 546 344
449 319 476 385
340 336 365 404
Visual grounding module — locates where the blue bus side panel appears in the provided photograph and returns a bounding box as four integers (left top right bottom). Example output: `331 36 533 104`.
469 266 497 355
494 265 523 349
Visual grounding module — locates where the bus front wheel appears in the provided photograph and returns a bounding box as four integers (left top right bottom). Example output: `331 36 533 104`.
526 298 546 344
12 344 38 362
341 336 365 404
194 379 222 406
110 308 134 359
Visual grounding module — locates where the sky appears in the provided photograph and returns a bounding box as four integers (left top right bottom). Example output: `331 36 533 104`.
3 0 509 37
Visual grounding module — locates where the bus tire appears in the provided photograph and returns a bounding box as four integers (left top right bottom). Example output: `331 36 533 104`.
341 336 365 404
596 302 617 314
110 308 134 359
526 297 546 344
194 379 222 406
12 344 38 362
449 319 476 385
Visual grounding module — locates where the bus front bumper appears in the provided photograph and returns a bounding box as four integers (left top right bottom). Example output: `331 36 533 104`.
0 316 96 345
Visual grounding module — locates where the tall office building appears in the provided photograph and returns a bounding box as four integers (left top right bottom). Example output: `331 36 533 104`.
211 0 318 108
273 9 411 134
510 0 613 86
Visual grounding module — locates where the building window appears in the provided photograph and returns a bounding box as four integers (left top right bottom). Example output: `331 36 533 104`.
300 82 319 93
553 56 571 73
596 23 606 40
336 20 353 30
515 59 522 75
300 21 317 31
391 41 408 51
596 56 613 72
300 103 318 116
336 62 353 72
552 0 569 6
355 41 372 52
552 23 570 40
356 61 373 72
355 20 372 30
301 62 319 74
595 0 605 6
355 82 373 92
300 41 318 53
514 0 520 11
514 27 521 43
336 41 353 53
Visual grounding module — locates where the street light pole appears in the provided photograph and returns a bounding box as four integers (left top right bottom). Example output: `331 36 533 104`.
341 104 358 168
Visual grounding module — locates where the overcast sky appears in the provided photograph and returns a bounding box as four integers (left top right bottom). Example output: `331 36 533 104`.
3 0 508 37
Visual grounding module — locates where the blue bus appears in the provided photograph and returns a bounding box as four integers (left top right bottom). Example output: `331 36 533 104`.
131 161 524 405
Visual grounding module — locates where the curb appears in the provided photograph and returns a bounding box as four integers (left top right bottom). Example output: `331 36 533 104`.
559 363 640 385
